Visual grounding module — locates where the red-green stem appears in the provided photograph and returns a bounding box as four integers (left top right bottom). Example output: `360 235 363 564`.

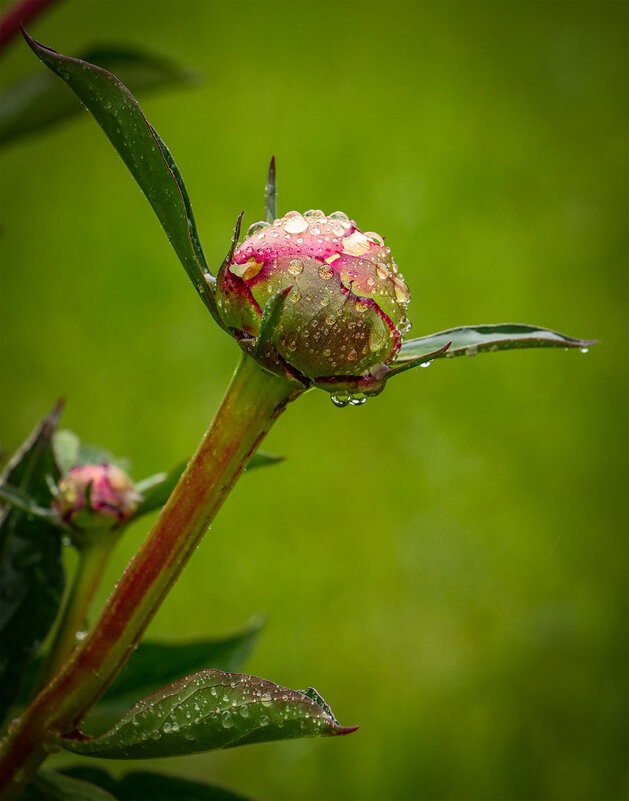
38 537 117 689
0 355 300 799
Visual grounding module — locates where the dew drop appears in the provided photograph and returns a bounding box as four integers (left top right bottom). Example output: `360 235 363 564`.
331 392 350 408
304 209 325 218
239 705 250 717
465 345 478 357
260 692 273 707
289 290 301 303
320 297 330 307
284 215 309 234
349 393 367 406
376 263 390 280
364 231 385 246
347 348 358 361
318 263 334 280
246 220 269 236
355 301 369 313
259 715 270 727
325 314 336 326
579 346 589 354
288 259 304 276
393 278 410 303
221 711 234 728
420 361 432 368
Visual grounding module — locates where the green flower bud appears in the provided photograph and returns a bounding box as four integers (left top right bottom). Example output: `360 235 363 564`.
55 463 140 531
216 211 411 399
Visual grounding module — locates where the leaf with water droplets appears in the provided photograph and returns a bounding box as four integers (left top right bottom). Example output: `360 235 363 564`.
59 669 357 758
396 324 597 364
0 45 197 147
23 32 223 326
0 403 64 723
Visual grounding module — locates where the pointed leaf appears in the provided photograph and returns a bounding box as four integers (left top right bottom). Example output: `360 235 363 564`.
61 767 252 801
23 33 220 323
0 404 65 723
1 45 197 147
21 770 117 801
396 323 597 363
265 156 277 223
60 669 357 758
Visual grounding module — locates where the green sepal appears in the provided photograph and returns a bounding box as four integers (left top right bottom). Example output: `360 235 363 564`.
59 669 357 758
396 323 597 364
265 155 277 224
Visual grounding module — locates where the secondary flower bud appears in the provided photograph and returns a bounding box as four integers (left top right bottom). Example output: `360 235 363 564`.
216 210 411 397
55 464 140 530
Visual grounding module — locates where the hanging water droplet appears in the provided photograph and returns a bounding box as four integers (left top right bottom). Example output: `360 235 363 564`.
579 346 589 354
330 392 350 407
364 231 385 246
349 393 367 406
221 711 234 728
420 360 432 368
465 345 478 357
304 209 325 218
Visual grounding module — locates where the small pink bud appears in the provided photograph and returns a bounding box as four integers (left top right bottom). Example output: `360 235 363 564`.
216 211 411 396
55 464 140 530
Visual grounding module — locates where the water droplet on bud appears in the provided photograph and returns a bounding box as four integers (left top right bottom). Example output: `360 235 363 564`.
288 259 304 276
284 215 309 234
319 264 334 280
331 391 350 407
246 220 269 236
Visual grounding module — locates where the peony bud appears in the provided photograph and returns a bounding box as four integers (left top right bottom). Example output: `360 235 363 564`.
55 463 141 530
215 210 411 401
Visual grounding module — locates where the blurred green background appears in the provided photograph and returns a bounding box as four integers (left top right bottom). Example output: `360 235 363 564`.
1 1 627 799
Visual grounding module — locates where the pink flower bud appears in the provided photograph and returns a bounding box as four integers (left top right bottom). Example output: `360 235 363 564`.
216 211 411 397
55 464 140 530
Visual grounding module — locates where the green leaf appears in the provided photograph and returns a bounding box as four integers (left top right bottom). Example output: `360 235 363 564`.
23 33 222 326
1 45 196 147
21 770 117 801
61 767 252 801
0 404 65 724
60 669 357 758
0 483 58 521
133 451 283 519
396 323 597 363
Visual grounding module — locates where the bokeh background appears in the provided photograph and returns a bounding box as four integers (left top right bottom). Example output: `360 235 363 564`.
1 2 627 799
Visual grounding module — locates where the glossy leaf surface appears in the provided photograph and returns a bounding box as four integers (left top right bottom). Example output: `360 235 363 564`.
397 323 597 363
0 405 64 723
61 767 251 801
24 33 220 322
0 45 196 146
21 770 116 801
61 669 356 758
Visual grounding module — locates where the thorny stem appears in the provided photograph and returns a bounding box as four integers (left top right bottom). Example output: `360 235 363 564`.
38 537 118 689
0 355 301 799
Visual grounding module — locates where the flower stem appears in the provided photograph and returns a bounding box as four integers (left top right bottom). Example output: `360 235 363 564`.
38 537 117 689
0 354 300 799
